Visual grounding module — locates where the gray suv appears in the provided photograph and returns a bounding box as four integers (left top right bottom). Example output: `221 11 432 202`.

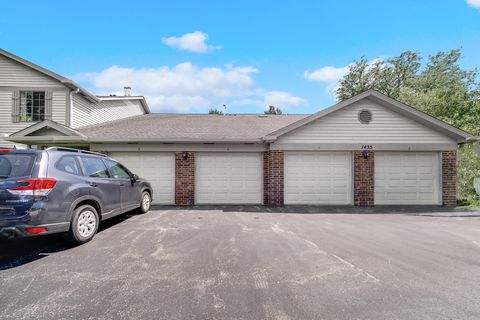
0 147 153 244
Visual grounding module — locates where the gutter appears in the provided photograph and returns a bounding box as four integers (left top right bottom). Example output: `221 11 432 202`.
6 136 89 143
262 136 277 143
87 137 264 143
460 136 480 145
62 80 100 103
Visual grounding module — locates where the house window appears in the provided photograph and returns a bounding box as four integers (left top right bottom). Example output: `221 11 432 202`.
19 91 45 122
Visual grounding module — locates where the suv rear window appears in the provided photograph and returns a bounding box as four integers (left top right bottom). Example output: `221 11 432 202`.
56 156 83 176
0 154 36 179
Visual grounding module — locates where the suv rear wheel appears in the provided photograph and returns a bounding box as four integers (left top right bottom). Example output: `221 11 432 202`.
63 204 99 244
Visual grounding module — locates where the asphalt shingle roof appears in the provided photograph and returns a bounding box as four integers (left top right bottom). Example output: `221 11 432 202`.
78 114 308 142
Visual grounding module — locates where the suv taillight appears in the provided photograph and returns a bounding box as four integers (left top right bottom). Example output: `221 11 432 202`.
7 178 57 196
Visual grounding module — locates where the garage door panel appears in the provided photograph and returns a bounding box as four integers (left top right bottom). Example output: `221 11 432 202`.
244 167 259 175
244 180 259 188
419 192 435 201
403 180 417 188
109 152 175 205
196 153 263 204
375 152 440 205
402 193 418 201
419 180 434 188
285 152 352 205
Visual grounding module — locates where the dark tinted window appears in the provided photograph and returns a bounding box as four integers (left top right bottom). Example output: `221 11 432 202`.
56 156 82 176
104 159 131 179
20 91 45 122
0 154 35 178
80 157 110 178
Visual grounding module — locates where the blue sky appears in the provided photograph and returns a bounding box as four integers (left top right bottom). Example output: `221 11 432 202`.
1 0 479 114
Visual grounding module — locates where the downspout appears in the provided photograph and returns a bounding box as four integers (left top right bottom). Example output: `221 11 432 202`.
69 88 80 127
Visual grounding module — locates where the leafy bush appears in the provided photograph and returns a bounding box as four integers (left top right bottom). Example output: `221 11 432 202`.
336 49 480 200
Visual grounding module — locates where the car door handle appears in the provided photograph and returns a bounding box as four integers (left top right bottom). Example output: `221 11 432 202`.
119 182 125 186
89 182 98 187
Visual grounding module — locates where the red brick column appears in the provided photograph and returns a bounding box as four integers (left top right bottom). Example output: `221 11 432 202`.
442 151 457 207
353 151 375 207
175 152 195 205
264 151 284 206
263 152 270 205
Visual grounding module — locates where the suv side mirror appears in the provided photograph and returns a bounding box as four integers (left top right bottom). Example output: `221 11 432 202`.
131 174 139 182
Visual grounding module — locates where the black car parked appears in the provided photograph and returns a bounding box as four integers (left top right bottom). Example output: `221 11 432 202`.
0 147 153 244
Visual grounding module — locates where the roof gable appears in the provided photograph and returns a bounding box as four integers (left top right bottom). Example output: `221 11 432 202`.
264 90 475 143
0 54 62 87
0 48 99 102
8 120 87 143
274 97 456 145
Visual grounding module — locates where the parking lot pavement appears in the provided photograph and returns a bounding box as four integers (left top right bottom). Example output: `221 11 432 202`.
1 208 480 320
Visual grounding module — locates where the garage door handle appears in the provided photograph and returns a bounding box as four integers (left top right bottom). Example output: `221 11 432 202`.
89 182 98 187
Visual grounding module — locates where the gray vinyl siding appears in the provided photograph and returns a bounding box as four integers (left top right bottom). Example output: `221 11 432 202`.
0 54 69 146
71 94 145 128
0 138 26 147
0 89 68 145
275 99 456 144
51 91 67 124
71 94 91 128
0 55 63 87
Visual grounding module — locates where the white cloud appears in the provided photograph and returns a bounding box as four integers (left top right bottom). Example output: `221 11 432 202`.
73 63 306 113
466 0 480 9
304 65 350 97
230 98 264 108
264 91 306 108
304 65 349 85
304 66 349 83
76 63 257 97
162 31 221 53
304 58 383 97
144 95 210 113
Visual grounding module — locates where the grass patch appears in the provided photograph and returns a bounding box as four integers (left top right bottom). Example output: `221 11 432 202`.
457 199 480 209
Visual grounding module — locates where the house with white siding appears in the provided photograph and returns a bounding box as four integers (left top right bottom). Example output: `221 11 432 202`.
1 48 478 207
0 48 149 147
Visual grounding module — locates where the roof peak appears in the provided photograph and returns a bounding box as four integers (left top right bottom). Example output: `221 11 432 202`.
264 89 474 142
0 48 99 103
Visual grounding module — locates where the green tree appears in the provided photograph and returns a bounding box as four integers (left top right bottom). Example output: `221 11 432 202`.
336 49 480 200
208 108 224 115
335 51 421 101
264 105 283 115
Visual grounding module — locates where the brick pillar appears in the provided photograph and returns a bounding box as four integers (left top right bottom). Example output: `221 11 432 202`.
263 152 270 205
264 151 284 206
175 152 195 205
442 151 457 207
353 151 375 207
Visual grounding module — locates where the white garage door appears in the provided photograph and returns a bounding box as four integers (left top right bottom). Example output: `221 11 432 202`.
375 152 440 205
195 153 263 204
285 152 352 205
109 152 175 204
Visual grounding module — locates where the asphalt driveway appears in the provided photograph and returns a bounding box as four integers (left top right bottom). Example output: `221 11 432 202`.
1 207 480 320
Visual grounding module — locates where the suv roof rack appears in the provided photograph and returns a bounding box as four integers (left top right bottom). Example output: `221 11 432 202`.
45 147 107 157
